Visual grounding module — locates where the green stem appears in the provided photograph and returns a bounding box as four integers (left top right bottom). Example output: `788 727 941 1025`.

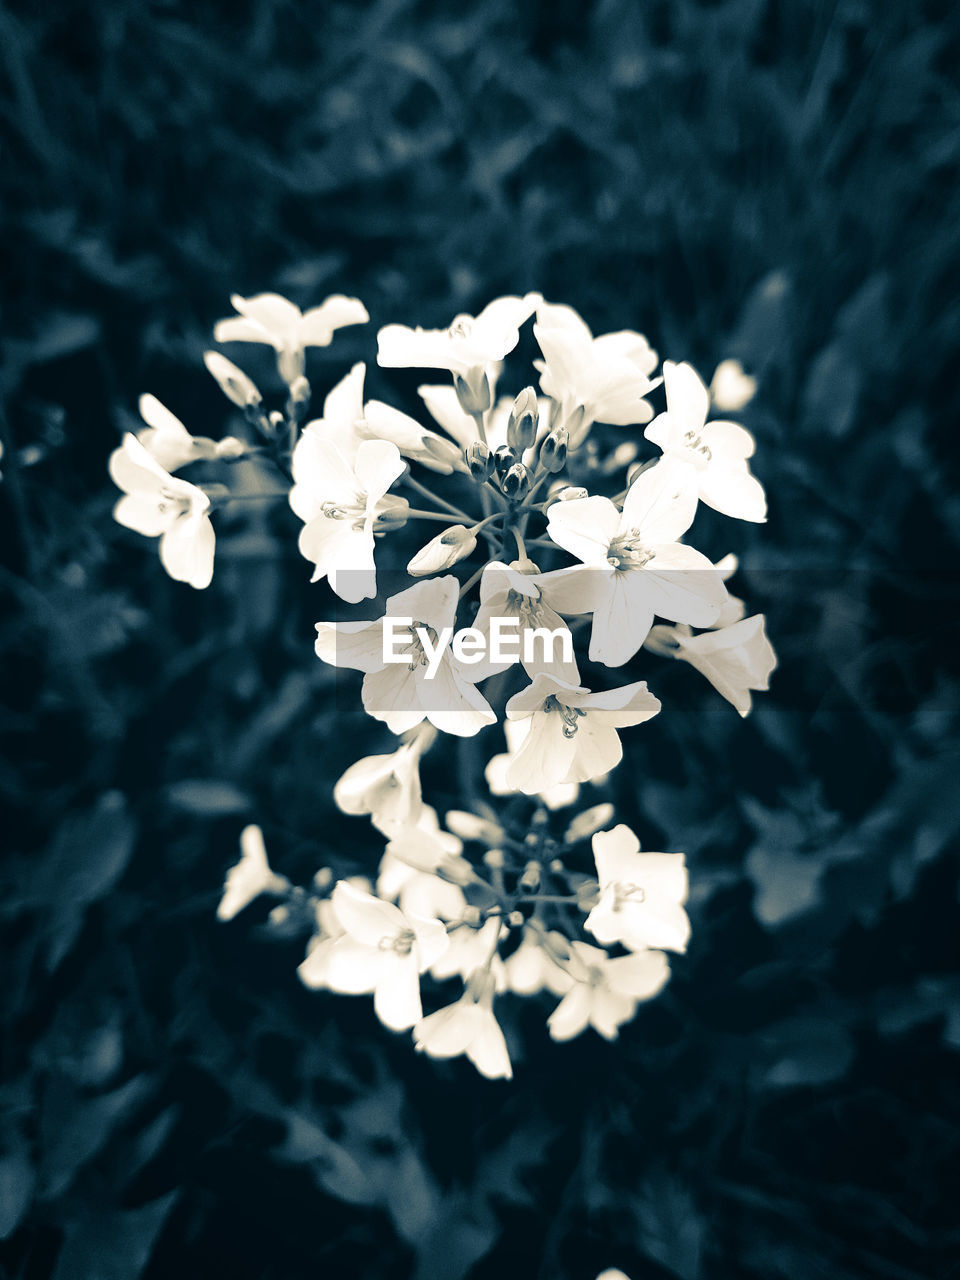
402 472 475 522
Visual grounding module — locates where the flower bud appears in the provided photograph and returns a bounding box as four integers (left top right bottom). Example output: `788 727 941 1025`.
564 803 615 844
287 374 310 405
445 810 504 844
407 525 477 576
454 369 492 415
501 463 530 501
539 428 568 473
519 860 541 893
552 484 588 503
215 436 247 460
373 495 410 530
204 351 262 410
465 440 494 482
507 387 538 452
493 444 518 478
483 847 505 871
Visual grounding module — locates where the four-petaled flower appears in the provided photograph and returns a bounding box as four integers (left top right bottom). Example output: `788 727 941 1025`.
314 577 497 736
649 614 777 717
378 293 542 378
413 970 512 1079
109 433 216 588
504 674 661 794
298 881 448 1031
469 560 579 684
645 361 767 522
547 941 670 1041
539 457 728 666
217 825 290 921
125 394 221 473
533 300 659 443
333 723 436 833
290 436 407 602
214 291 369 383
377 805 470 921
584 824 690 953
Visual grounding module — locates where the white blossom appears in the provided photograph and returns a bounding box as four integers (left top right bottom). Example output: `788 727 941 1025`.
297 881 448 1032
377 805 469 921
430 916 505 987
203 351 261 411
504 926 574 996
125 394 221 473
217 825 290 921
214 292 369 383
469 560 579 683
289 436 406 602
359 399 467 474
504 675 661 795
710 358 757 412
584 824 690 953
109 433 215 588
484 718 581 810
314 577 497 737
547 941 670 1041
407 525 477 576
650 614 777 717
645 361 767 522
413 971 512 1080
377 293 541 378
539 458 727 666
533 300 659 442
333 724 436 833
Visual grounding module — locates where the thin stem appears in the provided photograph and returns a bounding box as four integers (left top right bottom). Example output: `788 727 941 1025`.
471 410 488 447
458 564 485 598
402 472 475 522
224 490 290 502
406 508 466 523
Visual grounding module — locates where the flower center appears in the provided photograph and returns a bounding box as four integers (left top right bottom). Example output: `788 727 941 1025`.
612 882 646 910
682 429 712 464
156 488 191 518
543 694 586 738
448 315 473 341
505 589 547 626
379 927 416 955
390 620 439 671
606 529 654 570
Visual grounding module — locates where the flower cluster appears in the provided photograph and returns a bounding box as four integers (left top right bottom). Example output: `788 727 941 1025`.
109 290 776 1076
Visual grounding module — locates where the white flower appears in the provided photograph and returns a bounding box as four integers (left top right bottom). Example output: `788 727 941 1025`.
539 458 727 666
297 881 448 1032
109 433 215 588
645 361 767 522
289 436 406 602
547 941 670 1041
504 927 574 996
484 718 581 810
430 916 505 986
214 292 369 383
469 560 580 683
314 577 497 737
533 300 659 441
217 825 290 921
377 805 469 921
124 394 220 473
413 971 512 1080
333 724 436 833
584 824 690 953
710 358 757 412
652 614 777 717
377 293 541 377
504 675 661 794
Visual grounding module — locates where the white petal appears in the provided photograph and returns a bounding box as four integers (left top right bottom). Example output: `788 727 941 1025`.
605 950 671 1001
547 984 592 1042
314 620 385 672
698 464 767 523
547 496 621 565
662 360 709 432
467 1008 513 1079
298 295 369 346
620 456 699 543
159 511 215 588
332 880 406 945
588 575 652 667
373 952 422 1031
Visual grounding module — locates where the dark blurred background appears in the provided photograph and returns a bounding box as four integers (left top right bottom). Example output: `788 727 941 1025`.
2 1 959 1277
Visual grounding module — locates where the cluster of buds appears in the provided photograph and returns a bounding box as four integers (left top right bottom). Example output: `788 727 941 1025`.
108 288 776 1076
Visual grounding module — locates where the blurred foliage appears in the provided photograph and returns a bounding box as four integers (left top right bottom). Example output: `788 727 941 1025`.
2 0 959 1276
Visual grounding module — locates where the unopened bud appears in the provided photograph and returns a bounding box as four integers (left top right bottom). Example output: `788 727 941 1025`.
461 904 483 927
373 497 410 530
445 810 504 844
465 440 494 482
493 444 518 478
539 428 568 473
204 351 262 410
553 485 588 503
564 803 615 844
407 525 477 576
313 867 334 891
507 387 538 452
501 463 530 501
454 369 492 415
507 910 524 928
519 860 541 893
483 847 505 871
215 436 247 460
287 376 311 420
